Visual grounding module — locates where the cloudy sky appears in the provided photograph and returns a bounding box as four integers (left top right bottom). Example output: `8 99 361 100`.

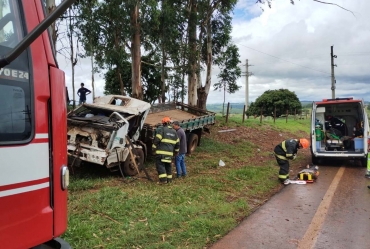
59 0 370 105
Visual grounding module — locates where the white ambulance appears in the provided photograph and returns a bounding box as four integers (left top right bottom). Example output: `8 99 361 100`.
311 97 369 166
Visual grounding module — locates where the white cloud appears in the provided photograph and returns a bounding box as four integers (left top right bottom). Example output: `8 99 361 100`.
59 0 370 105
222 0 370 104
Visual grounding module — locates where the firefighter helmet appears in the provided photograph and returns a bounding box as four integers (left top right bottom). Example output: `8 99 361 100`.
299 138 309 149
162 116 171 124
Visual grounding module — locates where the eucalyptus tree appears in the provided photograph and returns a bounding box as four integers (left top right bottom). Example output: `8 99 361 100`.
197 1 236 110
186 0 237 108
65 5 79 108
157 0 188 103
77 0 160 100
187 0 198 106
103 53 162 104
213 44 241 115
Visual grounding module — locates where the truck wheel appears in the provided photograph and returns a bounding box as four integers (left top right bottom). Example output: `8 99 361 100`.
361 155 367 167
311 155 320 165
187 133 198 154
123 148 144 176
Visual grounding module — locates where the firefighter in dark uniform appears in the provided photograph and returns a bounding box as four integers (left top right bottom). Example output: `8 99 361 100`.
274 138 309 183
153 117 180 184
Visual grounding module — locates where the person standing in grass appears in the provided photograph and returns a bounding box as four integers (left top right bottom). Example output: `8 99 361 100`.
77 82 91 105
153 117 180 184
273 138 309 183
172 121 187 178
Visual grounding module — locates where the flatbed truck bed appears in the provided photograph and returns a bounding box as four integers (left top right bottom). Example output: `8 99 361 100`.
140 102 216 155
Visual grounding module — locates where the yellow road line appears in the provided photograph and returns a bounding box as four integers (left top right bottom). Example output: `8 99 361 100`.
297 167 345 249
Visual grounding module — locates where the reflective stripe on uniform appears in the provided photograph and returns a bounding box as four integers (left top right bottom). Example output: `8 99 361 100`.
156 150 173 156
167 175 172 179
282 141 287 152
161 138 178 144
156 134 163 140
161 159 172 163
174 149 179 152
275 153 287 160
278 174 289 179
152 144 157 148
159 173 167 178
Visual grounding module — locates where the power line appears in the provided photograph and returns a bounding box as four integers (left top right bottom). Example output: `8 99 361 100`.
236 43 331 75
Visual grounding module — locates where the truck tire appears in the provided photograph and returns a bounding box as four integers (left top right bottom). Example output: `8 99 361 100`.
187 133 198 154
311 155 320 165
361 155 367 167
123 148 144 176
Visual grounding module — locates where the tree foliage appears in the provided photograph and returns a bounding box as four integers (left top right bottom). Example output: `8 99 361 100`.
104 53 162 104
63 0 239 106
246 89 302 117
213 44 241 94
196 0 238 110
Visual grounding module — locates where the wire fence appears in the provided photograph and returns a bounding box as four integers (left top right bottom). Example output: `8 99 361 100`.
218 102 311 124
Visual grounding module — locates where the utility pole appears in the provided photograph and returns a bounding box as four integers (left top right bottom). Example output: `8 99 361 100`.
242 59 253 110
331 46 337 99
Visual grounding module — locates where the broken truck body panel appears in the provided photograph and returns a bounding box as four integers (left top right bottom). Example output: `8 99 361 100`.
140 102 216 155
67 95 150 174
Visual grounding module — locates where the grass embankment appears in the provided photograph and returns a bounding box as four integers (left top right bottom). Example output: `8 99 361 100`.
63 115 310 249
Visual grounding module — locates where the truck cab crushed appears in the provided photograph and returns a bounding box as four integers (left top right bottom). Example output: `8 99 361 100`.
67 95 150 176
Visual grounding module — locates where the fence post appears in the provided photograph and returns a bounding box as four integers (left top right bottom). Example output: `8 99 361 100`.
274 106 276 124
286 109 288 123
242 105 246 123
294 109 296 120
226 102 230 123
260 107 263 123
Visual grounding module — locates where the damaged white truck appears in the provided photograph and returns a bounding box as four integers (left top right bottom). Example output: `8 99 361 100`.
67 95 150 176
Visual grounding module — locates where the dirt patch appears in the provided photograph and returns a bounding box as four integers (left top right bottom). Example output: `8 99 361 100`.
203 124 311 176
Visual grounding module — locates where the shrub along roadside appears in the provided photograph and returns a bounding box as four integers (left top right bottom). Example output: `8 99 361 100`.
62 115 310 249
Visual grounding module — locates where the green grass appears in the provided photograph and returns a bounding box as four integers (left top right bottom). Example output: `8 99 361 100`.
63 114 309 248
216 113 310 134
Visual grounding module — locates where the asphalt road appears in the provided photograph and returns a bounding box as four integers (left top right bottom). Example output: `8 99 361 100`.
210 162 370 249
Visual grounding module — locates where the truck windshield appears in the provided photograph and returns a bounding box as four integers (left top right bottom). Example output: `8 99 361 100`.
0 0 32 144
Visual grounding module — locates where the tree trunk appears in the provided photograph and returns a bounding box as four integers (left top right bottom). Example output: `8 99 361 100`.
116 67 125 96
46 0 57 57
197 16 212 110
113 24 125 95
67 8 76 108
91 53 95 100
131 2 143 100
161 44 166 103
187 0 198 106
197 87 208 110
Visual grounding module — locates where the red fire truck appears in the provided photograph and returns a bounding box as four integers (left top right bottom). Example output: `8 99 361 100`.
0 0 75 248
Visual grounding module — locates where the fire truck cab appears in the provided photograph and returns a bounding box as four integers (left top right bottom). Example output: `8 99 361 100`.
0 0 75 248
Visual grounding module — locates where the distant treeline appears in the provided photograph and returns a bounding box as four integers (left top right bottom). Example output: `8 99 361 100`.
207 101 370 114
206 102 313 114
